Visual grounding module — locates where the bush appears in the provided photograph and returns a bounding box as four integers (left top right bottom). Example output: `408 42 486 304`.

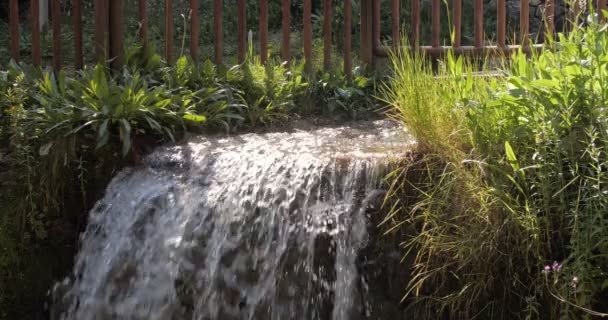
382 11 608 319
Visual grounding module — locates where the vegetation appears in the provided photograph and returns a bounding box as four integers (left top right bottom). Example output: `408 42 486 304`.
382 10 608 319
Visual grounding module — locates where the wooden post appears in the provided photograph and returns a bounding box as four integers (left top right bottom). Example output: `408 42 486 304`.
497 0 506 48
392 0 400 49
260 0 268 64
431 0 440 48
190 0 199 63
139 0 148 43
32 0 41 66
214 0 223 64
474 0 483 48
546 0 554 37
412 0 420 48
373 0 380 53
165 0 174 64
453 0 462 47
9 0 19 62
521 0 529 46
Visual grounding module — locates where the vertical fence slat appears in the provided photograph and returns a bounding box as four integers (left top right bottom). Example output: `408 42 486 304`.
95 0 109 62
497 0 506 48
453 0 462 47
74 0 83 69
260 0 268 64
392 0 399 48
303 0 312 67
9 0 19 62
238 0 246 63
165 0 174 64
373 0 380 50
281 0 290 63
214 0 223 64
52 0 62 71
431 0 440 48
190 0 199 62
521 0 529 46
31 0 41 66
599 0 607 23
546 0 554 37
109 0 124 69
323 0 332 70
139 0 148 42
474 0 483 48
412 0 420 47
344 0 352 78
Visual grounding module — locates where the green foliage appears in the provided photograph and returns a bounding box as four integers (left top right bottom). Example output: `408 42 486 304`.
383 12 608 320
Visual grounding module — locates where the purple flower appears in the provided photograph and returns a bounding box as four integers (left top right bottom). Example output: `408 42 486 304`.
543 265 551 274
552 261 562 272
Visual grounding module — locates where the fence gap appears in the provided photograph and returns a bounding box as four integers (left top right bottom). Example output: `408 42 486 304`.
392 0 399 49
238 0 247 63
190 0 199 63
9 0 19 62
52 0 62 71
281 0 290 63
344 0 352 78
323 0 332 70
303 0 312 68
73 0 83 69
373 0 381 52
453 0 462 48
31 0 41 66
521 0 529 46
474 0 483 49
214 0 223 64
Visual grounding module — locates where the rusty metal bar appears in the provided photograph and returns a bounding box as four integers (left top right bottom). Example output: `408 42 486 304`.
139 0 148 42
238 0 246 63
260 0 268 64
304 0 312 67
344 0 352 78
474 0 483 48
521 0 529 46
497 0 506 48
95 0 109 62
392 0 400 48
73 0 83 69
412 0 420 47
324 0 332 70
431 0 440 48
9 0 19 62
214 0 223 64
281 0 290 63
52 0 62 71
453 0 462 47
31 0 41 66
165 0 174 64
109 0 124 70
190 0 199 63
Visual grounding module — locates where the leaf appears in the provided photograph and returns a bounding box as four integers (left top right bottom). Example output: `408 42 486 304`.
183 114 207 123
39 142 54 156
505 141 520 171
119 119 132 157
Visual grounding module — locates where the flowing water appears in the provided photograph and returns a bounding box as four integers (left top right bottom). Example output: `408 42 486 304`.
53 120 414 320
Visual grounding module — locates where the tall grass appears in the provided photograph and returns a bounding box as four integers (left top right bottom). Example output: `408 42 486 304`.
382 11 608 319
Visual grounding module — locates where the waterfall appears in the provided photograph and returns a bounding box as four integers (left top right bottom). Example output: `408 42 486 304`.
53 120 414 320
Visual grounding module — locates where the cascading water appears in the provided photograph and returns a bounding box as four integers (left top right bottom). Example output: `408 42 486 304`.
53 120 414 320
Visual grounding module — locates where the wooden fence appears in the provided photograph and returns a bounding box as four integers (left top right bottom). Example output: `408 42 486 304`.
6 0 605 76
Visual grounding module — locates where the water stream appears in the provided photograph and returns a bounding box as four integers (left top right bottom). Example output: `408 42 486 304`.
53 120 414 320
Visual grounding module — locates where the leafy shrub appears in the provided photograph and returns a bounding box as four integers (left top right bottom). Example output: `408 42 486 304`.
383 11 608 320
